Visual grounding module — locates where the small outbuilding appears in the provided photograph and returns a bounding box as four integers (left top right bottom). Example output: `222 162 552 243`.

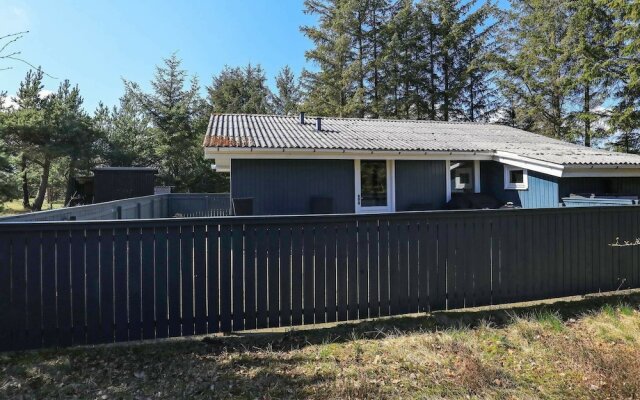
72 167 158 204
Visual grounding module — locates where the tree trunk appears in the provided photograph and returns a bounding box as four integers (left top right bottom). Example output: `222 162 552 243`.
32 156 51 211
21 154 31 209
443 53 450 121
584 84 591 147
64 157 78 206
357 9 365 118
429 30 437 120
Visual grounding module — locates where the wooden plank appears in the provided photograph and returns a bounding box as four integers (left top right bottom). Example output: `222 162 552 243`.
219 225 232 332
378 219 390 316
9 234 27 350
141 227 156 339
577 213 587 294
432 219 446 311
0 234 12 351
193 225 207 335
70 229 86 346
303 224 315 324
408 221 419 313
388 220 400 315
244 226 256 330
154 226 168 338
99 228 114 344
127 227 142 341
255 226 268 329
368 219 380 319
397 220 410 314
417 219 429 312
25 232 42 349
357 220 369 319
113 228 128 342
181 225 195 336
206 224 220 333
315 224 327 324
167 225 181 337
477 217 493 307
41 231 57 347
583 212 593 293
232 224 245 331
325 224 337 323
56 231 72 347
85 229 101 345
290 225 303 326
346 221 358 320
268 226 280 328
448 218 464 310
279 225 292 326
336 223 349 322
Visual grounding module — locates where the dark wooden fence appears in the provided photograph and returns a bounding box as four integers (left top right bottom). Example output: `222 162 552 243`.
1 206 639 351
0 193 231 222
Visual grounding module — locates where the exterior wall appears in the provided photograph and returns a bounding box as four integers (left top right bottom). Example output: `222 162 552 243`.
231 159 355 215
559 177 640 197
395 160 447 211
93 170 156 203
480 161 560 208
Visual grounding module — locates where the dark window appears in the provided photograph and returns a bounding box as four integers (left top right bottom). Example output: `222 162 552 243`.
510 169 524 184
459 172 470 184
360 160 387 207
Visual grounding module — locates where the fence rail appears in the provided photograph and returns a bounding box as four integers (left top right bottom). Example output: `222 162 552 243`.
0 193 231 222
1 206 639 351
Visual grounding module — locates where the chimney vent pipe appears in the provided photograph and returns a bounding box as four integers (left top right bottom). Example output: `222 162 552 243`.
316 117 322 131
299 112 305 124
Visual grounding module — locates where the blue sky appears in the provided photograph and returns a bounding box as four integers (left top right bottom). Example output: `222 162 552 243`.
0 0 510 112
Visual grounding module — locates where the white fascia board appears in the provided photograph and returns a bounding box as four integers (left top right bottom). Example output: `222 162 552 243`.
562 166 640 177
493 151 565 177
204 147 494 161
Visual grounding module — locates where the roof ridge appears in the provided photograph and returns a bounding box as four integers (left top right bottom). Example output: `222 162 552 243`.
210 113 499 126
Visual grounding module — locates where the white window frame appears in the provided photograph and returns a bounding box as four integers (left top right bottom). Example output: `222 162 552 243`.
354 159 395 214
504 165 528 190
453 167 473 190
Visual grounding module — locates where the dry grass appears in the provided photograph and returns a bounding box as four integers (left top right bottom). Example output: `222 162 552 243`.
2 292 640 399
0 199 63 216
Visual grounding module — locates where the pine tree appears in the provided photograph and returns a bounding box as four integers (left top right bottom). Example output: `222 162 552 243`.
564 0 618 147
497 0 573 139
207 64 272 114
607 0 640 153
301 0 361 116
126 54 204 190
95 89 155 167
273 66 302 116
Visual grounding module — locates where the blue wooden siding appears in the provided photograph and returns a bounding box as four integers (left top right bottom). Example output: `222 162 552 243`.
231 159 355 215
395 160 447 211
480 161 560 208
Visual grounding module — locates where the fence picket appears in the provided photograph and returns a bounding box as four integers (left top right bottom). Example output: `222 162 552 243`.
1 206 640 351
99 228 115 343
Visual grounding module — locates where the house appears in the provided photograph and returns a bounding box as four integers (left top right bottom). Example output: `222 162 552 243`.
203 113 640 215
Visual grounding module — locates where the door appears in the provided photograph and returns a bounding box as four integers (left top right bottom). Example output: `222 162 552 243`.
355 159 395 213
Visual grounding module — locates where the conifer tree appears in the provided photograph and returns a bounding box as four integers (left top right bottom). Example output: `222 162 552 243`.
496 0 573 138
273 66 302 116
207 64 272 114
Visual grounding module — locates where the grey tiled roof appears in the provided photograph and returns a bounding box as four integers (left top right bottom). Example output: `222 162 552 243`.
203 114 640 166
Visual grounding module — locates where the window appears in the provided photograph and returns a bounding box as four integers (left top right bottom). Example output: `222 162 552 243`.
450 162 474 192
504 165 528 190
355 159 395 213
360 160 388 207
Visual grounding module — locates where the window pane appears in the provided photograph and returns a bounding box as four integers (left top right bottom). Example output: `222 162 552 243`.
459 172 470 184
361 160 387 207
510 170 524 184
